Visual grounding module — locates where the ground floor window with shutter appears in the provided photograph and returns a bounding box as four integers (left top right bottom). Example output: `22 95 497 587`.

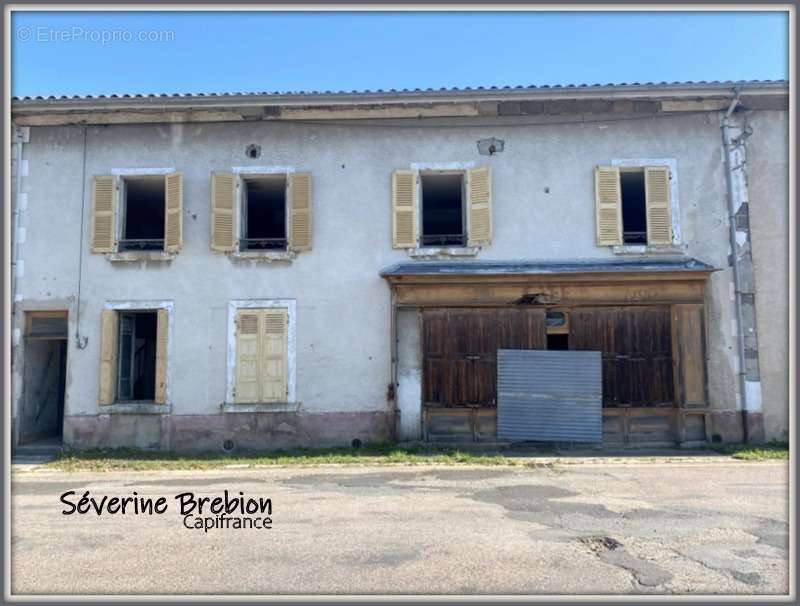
226 300 296 406
98 302 171 406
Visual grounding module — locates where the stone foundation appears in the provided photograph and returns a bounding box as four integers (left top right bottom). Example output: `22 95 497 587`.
64 411 394 453
709 410 765 444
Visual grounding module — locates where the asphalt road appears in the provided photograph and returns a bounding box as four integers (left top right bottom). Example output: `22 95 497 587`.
11 460 790 596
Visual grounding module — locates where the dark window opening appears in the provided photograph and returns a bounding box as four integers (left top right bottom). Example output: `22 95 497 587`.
120 177 165 251
620 170 647 245
547 333 570 351
421 173 465 246
242 176 287 251
117 311 158 401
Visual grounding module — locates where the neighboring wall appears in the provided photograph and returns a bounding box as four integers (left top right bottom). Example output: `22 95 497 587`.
747 110 790 441
10 108 788 445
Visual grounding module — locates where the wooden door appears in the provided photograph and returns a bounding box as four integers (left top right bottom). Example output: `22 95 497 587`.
422 308 546 407
570 306 673 407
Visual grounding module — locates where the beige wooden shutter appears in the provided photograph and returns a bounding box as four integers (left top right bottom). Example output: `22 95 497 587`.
164 172 183 252
154 309 168 404
211 172 237 252
288 172 312 251
98 310 118 404
467 166 492 247
234 311 261 403
392 170 417 248
594 166 623 246
645 166 672 245
91 176 117 253
261 309 288 402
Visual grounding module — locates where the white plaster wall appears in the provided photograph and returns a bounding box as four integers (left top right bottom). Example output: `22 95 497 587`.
14 110 781 426
396 309 422 441
747 110 790 441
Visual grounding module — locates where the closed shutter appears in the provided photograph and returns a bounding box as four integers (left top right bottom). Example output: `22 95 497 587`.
234 311 261 403
392 170 417 248
261 309 288 402
91 176 117 253
466 166 492 247
164 172 183 252
594 166 623 246
211 172 237 251
645 166 672 245
98 310 118 404
154 309 168 404
288 172 312 251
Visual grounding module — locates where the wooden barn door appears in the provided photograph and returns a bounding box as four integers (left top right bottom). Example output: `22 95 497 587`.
421 307 546 442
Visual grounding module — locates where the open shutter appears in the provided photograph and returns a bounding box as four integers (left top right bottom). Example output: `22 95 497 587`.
261 309 288 402
467 166 492 247
288 172 312 251
90 176 117 253
234 311 261 403
154 309 168 404
211 172 236 252
392 170 417 248
98 310 118 404
164 172 183 252
645 166 672 245
594 166 623 246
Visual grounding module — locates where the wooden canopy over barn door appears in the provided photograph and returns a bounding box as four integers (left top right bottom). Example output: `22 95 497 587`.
422 308 546 407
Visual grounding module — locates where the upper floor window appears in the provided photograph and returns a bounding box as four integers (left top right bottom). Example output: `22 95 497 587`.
90 172 183 255
594 165 672 247
420 172 466 247
210 172 312 254
391 166 492 250
120 176 166 251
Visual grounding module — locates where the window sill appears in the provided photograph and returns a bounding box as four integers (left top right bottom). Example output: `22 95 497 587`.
107 251 175 263
612 244 686 256
230 250 297 263
408 246 480 259
222 402 300 413
101 402 169 414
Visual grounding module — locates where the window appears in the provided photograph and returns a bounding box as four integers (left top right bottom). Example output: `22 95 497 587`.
90 173 183 255
420 172 465 246
116 311 158 400
210 172 312 254
120 177 165 251
98 306 170 405
620 169 647 245
233 308 289 403
391 166 492 250
594 165 672 247
241 176 287 251
546 310 570 351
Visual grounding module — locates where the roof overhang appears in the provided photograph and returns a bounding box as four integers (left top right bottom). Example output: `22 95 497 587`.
11 81 788 127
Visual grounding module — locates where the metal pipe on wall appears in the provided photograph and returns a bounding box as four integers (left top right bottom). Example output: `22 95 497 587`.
720 89 750 442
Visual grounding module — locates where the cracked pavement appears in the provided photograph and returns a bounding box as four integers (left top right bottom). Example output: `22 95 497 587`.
11 460 789 596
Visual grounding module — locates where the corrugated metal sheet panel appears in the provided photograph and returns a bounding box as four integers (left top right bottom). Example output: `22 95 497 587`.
497 349 602 443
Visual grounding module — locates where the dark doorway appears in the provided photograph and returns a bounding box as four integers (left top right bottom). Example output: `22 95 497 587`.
242 176 287 250
21 312 68 445
421 173 465 246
